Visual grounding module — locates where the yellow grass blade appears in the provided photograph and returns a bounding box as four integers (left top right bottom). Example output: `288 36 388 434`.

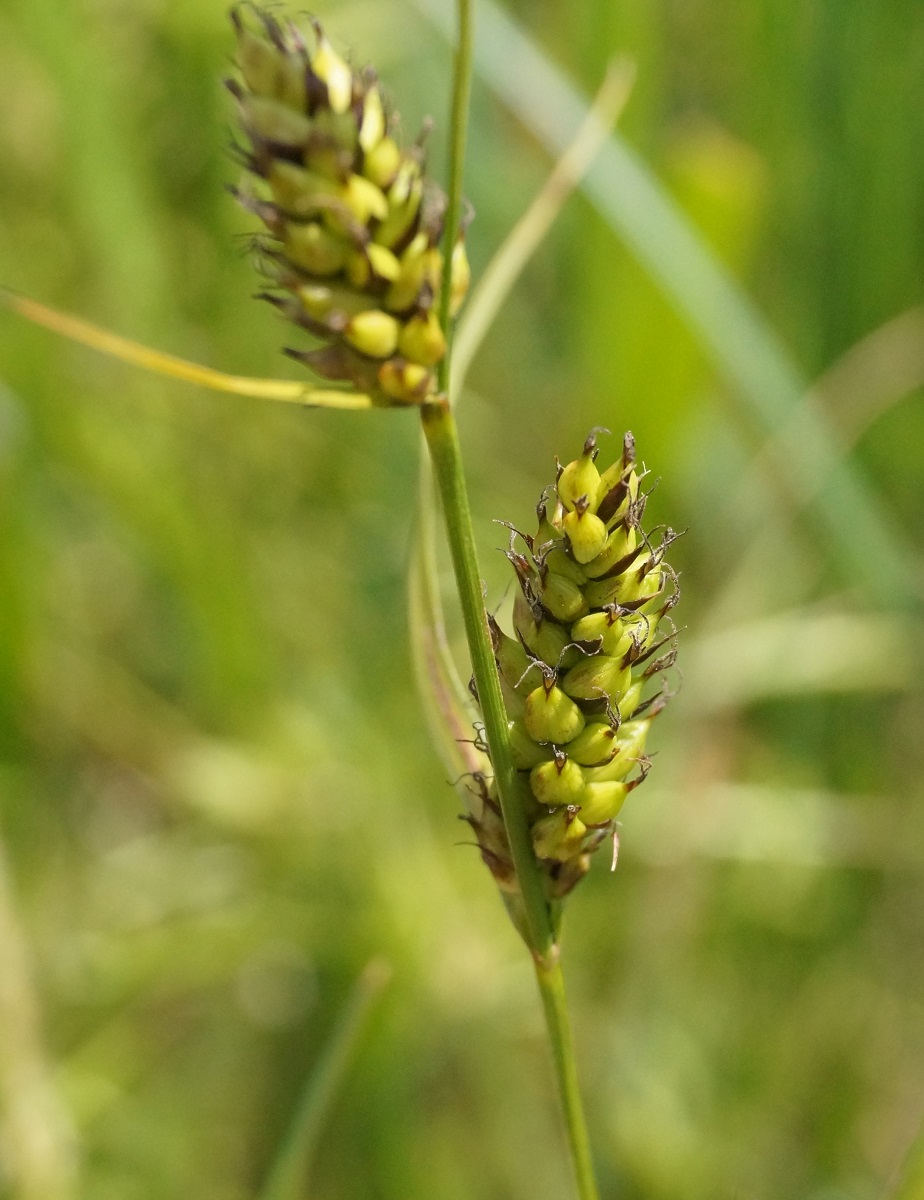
0 288 374 410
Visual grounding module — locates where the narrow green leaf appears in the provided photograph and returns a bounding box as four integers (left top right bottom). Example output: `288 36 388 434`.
412 0 922 606
710 310 924 619
258 960 392 1200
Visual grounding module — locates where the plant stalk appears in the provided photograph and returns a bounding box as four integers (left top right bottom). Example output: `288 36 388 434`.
535 956 600 1200
420 400 552 958
420 398 600 1200
436 0 473 396
422 2 600 1196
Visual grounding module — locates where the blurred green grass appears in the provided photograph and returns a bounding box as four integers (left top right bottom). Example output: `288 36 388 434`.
0 1 922 1198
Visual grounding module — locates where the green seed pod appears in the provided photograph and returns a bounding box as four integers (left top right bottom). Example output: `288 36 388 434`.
374 165 425 250
583 561 663 610
344 252 374 290
570 611 619 654
297 283 371 323
560 654 632 703
564 722 619 767
513 600 580 670
385 234 441 313
268 161 341 219
558 445 601 513
539 572 587 623
582 753 635 788
344 243 402 289
235 26 306 109
358 87 385 151
543 545 587 587
615 560 663 607
569 611 608 644
367 243 402 281
449 238 471 318
283 222 348 276
577 781 629 825
619 614 660 663
523 685 585 745
304 107 358 180
617 679 644 722
398 312 447 367
583 720 650 784
363 136 402 189
244 96 314 147
573 610 655 662
492 624 543 697
343 310 400 358
580 575 619 610
530 758 586 807
532 809 588 863
562 508 608 565
310 29 354 114
376 358 432 405
582 523 638 579
596 433 640 522
508 720 554 770
341 174 389 225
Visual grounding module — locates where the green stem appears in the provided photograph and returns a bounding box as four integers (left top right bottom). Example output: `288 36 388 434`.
535 957 600 1200
420 400 552 957
428 0 557 951
419 401 600 1200
436 0 473 396
423 3 600 1197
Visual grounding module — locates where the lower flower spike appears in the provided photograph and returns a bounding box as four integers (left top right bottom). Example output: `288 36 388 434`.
471 430 681 900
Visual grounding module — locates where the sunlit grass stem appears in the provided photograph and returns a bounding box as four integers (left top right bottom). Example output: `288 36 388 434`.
421 3 600 1197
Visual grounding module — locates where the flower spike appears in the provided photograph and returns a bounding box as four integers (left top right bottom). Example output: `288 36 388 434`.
472 431 680 899
230 6 470 406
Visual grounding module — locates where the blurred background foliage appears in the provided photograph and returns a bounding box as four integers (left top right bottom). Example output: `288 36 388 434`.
0 0 923 1198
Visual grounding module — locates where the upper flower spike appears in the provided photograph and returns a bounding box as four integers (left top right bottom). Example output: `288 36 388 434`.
228 6 470 406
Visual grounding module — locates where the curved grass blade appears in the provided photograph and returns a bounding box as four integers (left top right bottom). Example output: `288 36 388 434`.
0 838 78 1200
452 56 635 396
258 959 392 1200
409 448 487 783
744 306 924 496
0 289 373 410
685 608 919 715
711 310 924 623
809 306 924 450
412 0 921 606
886 1119 924 1200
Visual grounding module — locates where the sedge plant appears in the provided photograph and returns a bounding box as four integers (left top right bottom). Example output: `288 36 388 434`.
1 6 679 1196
